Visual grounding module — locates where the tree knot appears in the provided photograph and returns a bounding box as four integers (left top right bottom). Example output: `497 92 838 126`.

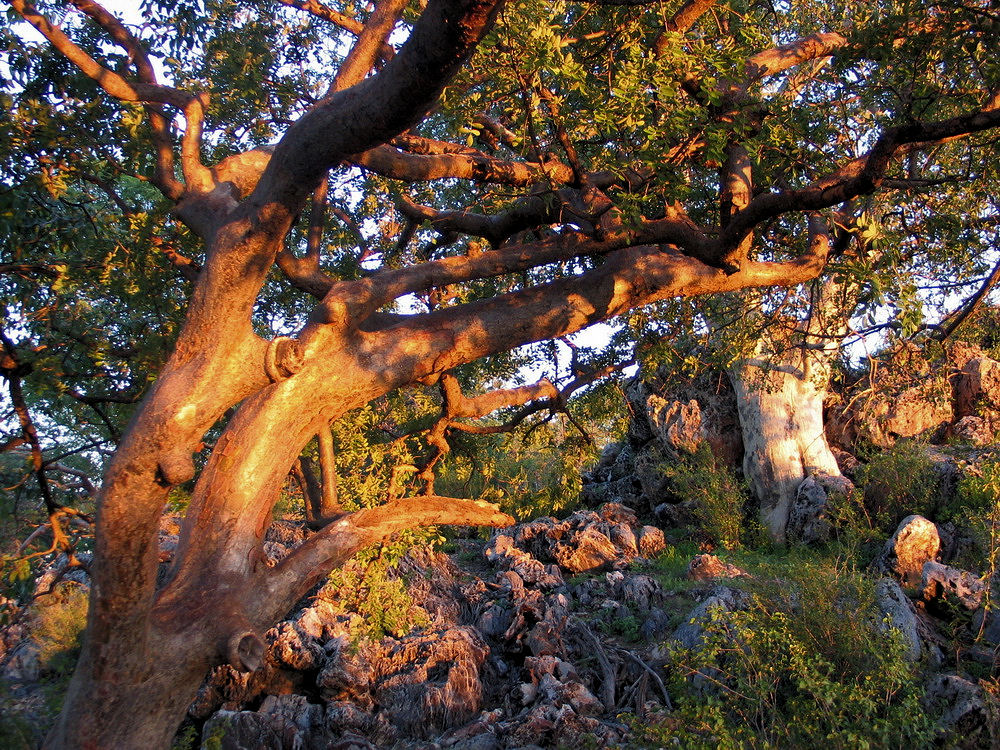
264 336 304 383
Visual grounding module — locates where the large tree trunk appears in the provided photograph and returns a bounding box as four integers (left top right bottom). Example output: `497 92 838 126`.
729 345 841 542
726 257 872 541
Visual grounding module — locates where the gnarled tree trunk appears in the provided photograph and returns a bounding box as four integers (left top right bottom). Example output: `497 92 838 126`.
729 338 842 542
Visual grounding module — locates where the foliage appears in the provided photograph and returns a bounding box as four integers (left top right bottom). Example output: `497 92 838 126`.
33 583 88 676
660 444 752 551
324 538 436 642
950 452 1000 600
856 442 941 534
643 557 935 749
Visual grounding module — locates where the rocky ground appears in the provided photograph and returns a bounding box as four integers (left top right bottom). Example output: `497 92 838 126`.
3 497 998 749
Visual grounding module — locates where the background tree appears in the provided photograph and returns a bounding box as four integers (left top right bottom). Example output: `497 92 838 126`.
4 0 1000 746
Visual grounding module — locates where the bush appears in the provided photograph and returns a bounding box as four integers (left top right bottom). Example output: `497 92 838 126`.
324 537 434 642
857 442 940 534
641 558 935 749
34 584 88 677
661 444 750 551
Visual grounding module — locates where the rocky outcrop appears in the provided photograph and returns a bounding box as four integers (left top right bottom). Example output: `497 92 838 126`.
486 504 663 576
192 504 675 749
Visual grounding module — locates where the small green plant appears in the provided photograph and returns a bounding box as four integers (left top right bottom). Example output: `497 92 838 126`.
325 539 433 642
661 444 749 551
857 442 939 534
34 584 89 676
638 558 935 749
952 454 1000 636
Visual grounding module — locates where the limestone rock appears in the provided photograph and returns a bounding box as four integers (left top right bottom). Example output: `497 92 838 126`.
787 473 854 546
373 627 489 739
637 525 665 557
201 709 283 750
879 515 941 585
669 586 750 652
873 578 922 662
955 356 1000 426
951 415 994 446
923 674 997 747
646 396 704 455
552 526 618 574
921 561 987 611
686 554 749 582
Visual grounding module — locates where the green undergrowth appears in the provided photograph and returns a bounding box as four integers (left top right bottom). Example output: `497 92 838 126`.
0 583 89 748
659 444 762 551
324 532 438 644
635 553 935 749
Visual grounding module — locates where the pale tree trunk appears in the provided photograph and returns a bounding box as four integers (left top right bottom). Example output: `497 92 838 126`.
729 339 842 542
727 246 870 541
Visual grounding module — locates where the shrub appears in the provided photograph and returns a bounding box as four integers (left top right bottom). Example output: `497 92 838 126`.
640 558 935 749
661 444 750 551
857 442 940 533
34 583 88 676
324 537 434 642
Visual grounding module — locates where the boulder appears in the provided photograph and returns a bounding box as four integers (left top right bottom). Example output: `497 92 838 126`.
951 415 994 446
669 586 750 652
552 526 618 574
372 627 489 738
787 473 854 546
637 525 666 557
879 515 941 585
923 674 997 747
921 561 987 611
646 396 704 455
954 356 1000 426
873 578 922 662
686 554 749 582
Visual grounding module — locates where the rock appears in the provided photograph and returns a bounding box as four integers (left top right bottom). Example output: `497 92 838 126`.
614 574 664 612
267 621 325 671
201 709 283 750
552 527 618 574
452 733 502 750
831 447 862 480
951 415 994 445
686 554 748 582
955 356 1000 425
317 640 373 706
646 396 704 455
879 515 941 585
2 639 41 682
669 586 750 652
873 579 922 662
923 674 996 747
971 606 1000 646
921 561 987 611
640 608 672 640
632 442 671 502
882 385 953 442
637 526 665 557
257 693 330 748
653 500 697 529
373 626 488 738
787 473 854 546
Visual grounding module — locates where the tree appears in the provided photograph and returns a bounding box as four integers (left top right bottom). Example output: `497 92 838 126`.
4 0 1000 745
